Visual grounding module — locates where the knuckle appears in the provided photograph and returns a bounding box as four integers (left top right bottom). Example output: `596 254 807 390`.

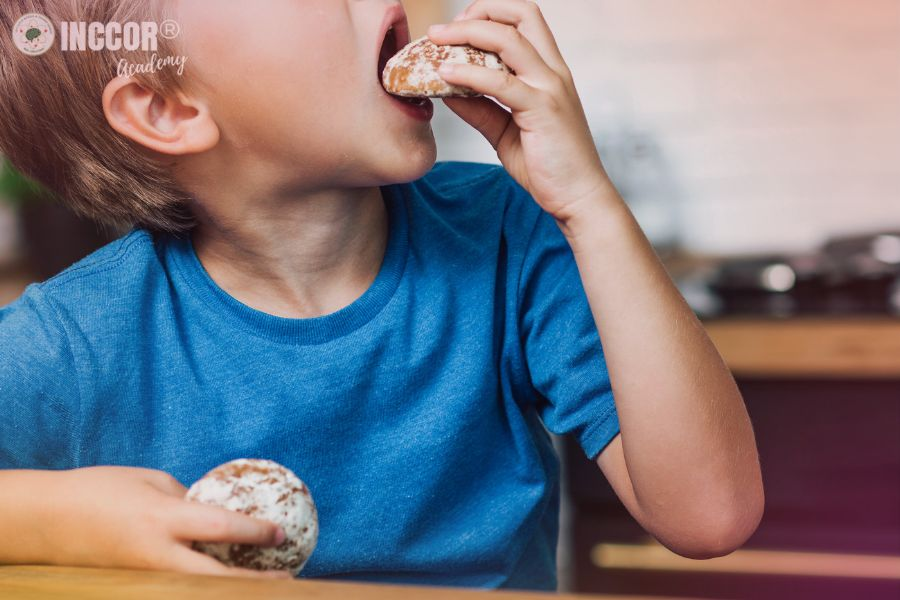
158 473 187 496
144 469 177 488
500 71 518 91
156 471 180 488
503 26 522 45
523 1 548 28
132 466 159 478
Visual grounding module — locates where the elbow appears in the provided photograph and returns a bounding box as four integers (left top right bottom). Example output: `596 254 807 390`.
656 481 765 560
667 492 765 560
672 519 760 560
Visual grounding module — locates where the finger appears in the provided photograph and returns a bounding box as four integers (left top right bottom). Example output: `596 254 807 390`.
168 544 293 580
168 500 285 547
436 62 538 112
454 0 569 76
427 19 557 87
442 96 513 149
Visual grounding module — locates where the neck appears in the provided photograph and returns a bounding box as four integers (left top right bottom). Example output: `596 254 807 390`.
189 184 388 319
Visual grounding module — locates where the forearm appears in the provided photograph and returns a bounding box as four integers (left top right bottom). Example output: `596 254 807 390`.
559 181 763 541
0 469 67 565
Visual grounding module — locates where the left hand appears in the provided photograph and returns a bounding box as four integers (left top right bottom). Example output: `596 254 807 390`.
428 0 614 224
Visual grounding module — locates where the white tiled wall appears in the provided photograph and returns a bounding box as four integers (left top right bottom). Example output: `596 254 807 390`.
434 0 900 254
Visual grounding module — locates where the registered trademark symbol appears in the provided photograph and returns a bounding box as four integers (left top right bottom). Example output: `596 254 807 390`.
159 19 180 39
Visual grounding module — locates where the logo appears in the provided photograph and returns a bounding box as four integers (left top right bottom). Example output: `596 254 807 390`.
10 13 186 76
159 19 180 40
12 13 55 56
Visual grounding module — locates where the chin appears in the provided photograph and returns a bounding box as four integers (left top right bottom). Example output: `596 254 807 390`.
379 135 437 185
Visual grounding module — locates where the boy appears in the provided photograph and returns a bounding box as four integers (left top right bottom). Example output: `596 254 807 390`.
0 0 763 590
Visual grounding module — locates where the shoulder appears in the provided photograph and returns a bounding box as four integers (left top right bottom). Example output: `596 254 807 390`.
5 228 167 339
0 280 74 383
34 227 162 306
0 282 56 338
41 227 157 290
1 227 171 375
0 278 78 469
2 227 152 320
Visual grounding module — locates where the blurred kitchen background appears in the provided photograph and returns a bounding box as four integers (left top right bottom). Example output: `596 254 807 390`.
1 1 898 599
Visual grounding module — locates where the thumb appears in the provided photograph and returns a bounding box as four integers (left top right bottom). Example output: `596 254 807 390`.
442 96 513 149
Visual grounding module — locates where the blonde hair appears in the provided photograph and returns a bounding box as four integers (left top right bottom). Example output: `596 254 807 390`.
0 0 194 233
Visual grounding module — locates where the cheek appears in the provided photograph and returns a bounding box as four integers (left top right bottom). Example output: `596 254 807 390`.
177 2 364 150
212 67 367 169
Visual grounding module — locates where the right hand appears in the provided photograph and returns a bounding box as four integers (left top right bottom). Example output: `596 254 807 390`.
45 466 293 579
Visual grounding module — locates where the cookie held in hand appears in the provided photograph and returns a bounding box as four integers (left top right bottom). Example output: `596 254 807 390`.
186 458 318 576
382 35 512 98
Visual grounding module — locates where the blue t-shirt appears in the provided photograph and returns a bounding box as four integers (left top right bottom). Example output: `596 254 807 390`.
0 161 619 590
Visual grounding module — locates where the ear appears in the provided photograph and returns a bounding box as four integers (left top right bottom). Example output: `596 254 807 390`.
102 76 219 155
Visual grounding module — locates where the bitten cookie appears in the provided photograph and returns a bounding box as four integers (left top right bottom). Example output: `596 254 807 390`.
185 459 318 576
382 35 512 98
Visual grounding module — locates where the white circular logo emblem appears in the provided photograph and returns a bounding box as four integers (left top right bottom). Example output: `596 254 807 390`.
12 13 55 56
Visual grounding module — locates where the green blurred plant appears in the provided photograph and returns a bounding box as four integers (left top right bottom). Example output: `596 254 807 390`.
0 156 52 208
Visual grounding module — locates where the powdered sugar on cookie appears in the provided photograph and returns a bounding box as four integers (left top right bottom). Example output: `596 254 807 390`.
382 35 511 98
186 458 318 576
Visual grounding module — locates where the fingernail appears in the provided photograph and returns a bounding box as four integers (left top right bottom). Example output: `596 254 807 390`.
452 12 467 21
274 527 286 545
438 63 455 75
429 24 447 34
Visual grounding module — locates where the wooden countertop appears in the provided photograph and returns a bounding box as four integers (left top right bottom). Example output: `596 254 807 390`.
0 566 688 600
704 317 900 378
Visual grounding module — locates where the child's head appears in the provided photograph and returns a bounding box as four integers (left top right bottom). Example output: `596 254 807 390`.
0 1 435 234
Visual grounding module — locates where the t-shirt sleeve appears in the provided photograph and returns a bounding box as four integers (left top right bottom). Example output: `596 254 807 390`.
518 204 620 461
0 285 79 470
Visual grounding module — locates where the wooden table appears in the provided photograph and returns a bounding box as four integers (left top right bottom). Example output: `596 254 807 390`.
704 317 900 378
0 566 692 600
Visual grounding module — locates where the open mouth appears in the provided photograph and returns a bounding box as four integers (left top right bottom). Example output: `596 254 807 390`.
377 19 431 108
377 25 400 84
